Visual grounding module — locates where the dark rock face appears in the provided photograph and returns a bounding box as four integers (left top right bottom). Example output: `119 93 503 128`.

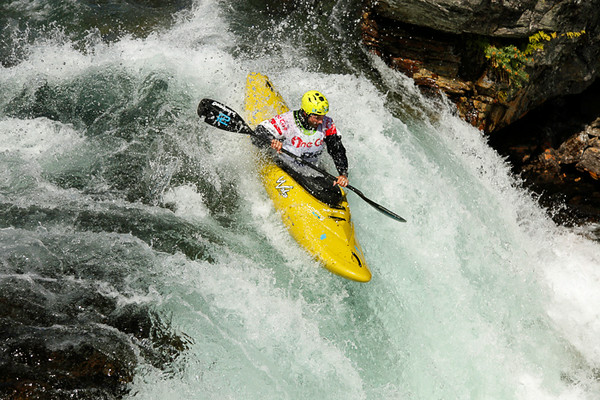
373 0 591 37
362 0 600 133
0 230 191 399
559 120 600 179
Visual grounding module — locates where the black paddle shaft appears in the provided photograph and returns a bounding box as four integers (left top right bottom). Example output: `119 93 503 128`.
197 98 406 222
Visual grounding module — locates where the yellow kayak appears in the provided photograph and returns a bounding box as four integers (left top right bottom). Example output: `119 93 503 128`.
244 72 371 282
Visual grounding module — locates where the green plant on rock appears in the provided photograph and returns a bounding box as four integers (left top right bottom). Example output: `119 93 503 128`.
525 30 555 54
484 44 532 89
484 29 586 96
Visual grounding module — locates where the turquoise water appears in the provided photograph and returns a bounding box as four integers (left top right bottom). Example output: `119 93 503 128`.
2 1 600 399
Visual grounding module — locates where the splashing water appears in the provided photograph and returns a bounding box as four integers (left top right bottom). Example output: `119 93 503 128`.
1 1 600 399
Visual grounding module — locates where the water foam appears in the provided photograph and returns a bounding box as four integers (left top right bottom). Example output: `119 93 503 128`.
2 0 600 399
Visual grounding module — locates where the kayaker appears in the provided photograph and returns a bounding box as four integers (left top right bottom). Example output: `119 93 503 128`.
254 90 349 206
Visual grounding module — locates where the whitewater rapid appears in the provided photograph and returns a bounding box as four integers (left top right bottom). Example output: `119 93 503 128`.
1 1 600 399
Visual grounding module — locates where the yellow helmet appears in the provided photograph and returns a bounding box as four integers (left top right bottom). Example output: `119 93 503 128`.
301 90 329 115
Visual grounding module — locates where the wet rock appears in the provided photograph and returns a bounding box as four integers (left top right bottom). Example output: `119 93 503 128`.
0 324 136 400
557 132 589 165
547 118 600 180
490 87 600 226
369 0 589 37
579 146 600 179
523 148 563 184
0 230 191 399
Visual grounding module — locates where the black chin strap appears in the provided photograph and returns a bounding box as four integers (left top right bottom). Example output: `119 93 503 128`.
294 109 311 130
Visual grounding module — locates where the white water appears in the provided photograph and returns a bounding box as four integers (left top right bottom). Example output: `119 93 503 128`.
2 1 600 399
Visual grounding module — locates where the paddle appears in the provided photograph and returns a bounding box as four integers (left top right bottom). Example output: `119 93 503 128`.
197 98 406 223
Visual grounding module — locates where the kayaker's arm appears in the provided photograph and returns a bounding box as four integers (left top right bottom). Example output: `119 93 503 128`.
324 134 349 178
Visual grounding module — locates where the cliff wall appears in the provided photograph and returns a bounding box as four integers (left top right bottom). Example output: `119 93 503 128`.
362 0 600 132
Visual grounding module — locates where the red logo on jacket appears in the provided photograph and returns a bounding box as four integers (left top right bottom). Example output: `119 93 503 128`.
291 136 324 148
325 124 337 136
270 115 288 136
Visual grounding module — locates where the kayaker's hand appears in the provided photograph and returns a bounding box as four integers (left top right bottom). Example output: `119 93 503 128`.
334 175 348 187
270 139 282 153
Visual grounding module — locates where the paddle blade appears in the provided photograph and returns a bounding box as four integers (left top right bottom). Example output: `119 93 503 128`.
348 186 406 222
197 98 253 135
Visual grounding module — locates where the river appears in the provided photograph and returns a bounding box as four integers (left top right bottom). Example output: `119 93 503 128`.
1 1 600 399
